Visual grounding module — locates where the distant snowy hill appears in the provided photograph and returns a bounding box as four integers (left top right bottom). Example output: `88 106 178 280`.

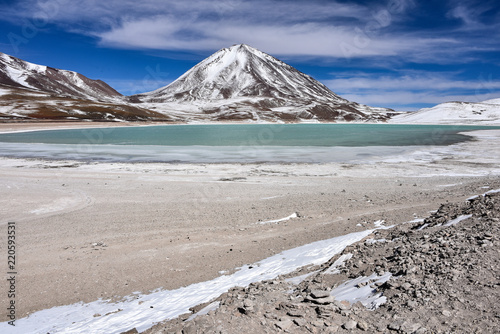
390 99 500 125
131 44 393 122
0 52 122 101
0 84 170 121
483 98 500 105
0 52 170 121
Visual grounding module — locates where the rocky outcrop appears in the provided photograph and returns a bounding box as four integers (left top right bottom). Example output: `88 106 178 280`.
142 191 500 334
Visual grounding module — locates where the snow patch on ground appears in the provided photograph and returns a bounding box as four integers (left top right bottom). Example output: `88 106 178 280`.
485 188 500 195
186 302 220 322
329 272 392 310
260 195 283 200
285 270 321 285
467 188 500 201
29 197 81 215
0 226 384 334
323 254 353 275
444 214 473 226
417 223 430 230
364 238 390 245
257 212 298 225
402 218 425 225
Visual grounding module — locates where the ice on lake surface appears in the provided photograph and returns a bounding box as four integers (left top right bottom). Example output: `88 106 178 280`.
0 124 497 163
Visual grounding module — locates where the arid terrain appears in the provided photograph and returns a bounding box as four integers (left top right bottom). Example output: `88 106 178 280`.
145 189 500 334
0 123 499 333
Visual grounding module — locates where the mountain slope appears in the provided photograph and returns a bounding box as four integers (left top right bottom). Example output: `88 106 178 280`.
0 83 172 122
0 52 122 102
390 99 500 125
0 52 173 121
131 44 393 122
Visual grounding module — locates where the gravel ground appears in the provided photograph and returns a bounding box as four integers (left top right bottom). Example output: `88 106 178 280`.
144 191 500 334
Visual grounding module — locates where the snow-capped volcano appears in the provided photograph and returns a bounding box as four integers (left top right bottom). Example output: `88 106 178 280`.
0 51 121 101
132 44 393 122
140 44 346 103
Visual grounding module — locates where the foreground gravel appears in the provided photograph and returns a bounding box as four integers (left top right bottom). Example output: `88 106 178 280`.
142 191 500 334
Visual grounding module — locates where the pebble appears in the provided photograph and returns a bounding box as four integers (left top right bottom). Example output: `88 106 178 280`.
310 290 330 299
357 320 369 331
275 319 293 331
343 320 357 330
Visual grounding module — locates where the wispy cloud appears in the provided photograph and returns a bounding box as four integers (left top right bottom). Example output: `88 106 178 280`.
327 73 500 91
104 78 173 96
97 17 455 60
0 0 478 61
447 0 500 30
326 71 500 110
341 92 500 111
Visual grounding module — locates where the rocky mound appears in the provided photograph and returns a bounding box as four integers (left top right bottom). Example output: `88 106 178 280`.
137 190 499 334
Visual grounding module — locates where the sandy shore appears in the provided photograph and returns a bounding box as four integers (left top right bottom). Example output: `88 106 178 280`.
0 121 164 134
1 122 500 322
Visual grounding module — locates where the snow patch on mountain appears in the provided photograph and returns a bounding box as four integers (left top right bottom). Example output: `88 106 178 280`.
0 53 48 87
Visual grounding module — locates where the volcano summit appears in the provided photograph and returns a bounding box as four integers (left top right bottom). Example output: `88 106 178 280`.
131 44 393 122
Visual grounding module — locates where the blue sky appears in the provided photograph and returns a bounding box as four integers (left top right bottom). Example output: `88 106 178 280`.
0 0 499 110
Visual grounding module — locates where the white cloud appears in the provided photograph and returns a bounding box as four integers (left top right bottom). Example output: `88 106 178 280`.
11 0 368 28
326 72 500 110
342 92 499 110
326 75 500 92
1 0 462 60
104 78 173 95
96 16 452 60
447 1 499 31
1 0 498 62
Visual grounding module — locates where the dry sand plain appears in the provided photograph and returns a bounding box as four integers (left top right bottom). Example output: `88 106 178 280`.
0 123 499 322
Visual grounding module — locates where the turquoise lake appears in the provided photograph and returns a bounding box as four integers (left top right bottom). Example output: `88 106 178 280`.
0 124 497 163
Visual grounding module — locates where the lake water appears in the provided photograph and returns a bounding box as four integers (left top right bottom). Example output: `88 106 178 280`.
0 124 497 163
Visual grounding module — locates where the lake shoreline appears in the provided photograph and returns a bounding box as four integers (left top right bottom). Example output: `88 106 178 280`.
1 120 500 135
1 123 498 164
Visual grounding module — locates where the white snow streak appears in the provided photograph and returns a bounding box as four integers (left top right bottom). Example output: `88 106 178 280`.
186 302 220 322
0 227 382 334
285 270 320 285
257 212 298 225
467 188 500 201
323 253 353 275
330 272 392 310
444 214 473 226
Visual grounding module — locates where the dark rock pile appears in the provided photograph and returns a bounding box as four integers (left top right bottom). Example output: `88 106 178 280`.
142 191 500 334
